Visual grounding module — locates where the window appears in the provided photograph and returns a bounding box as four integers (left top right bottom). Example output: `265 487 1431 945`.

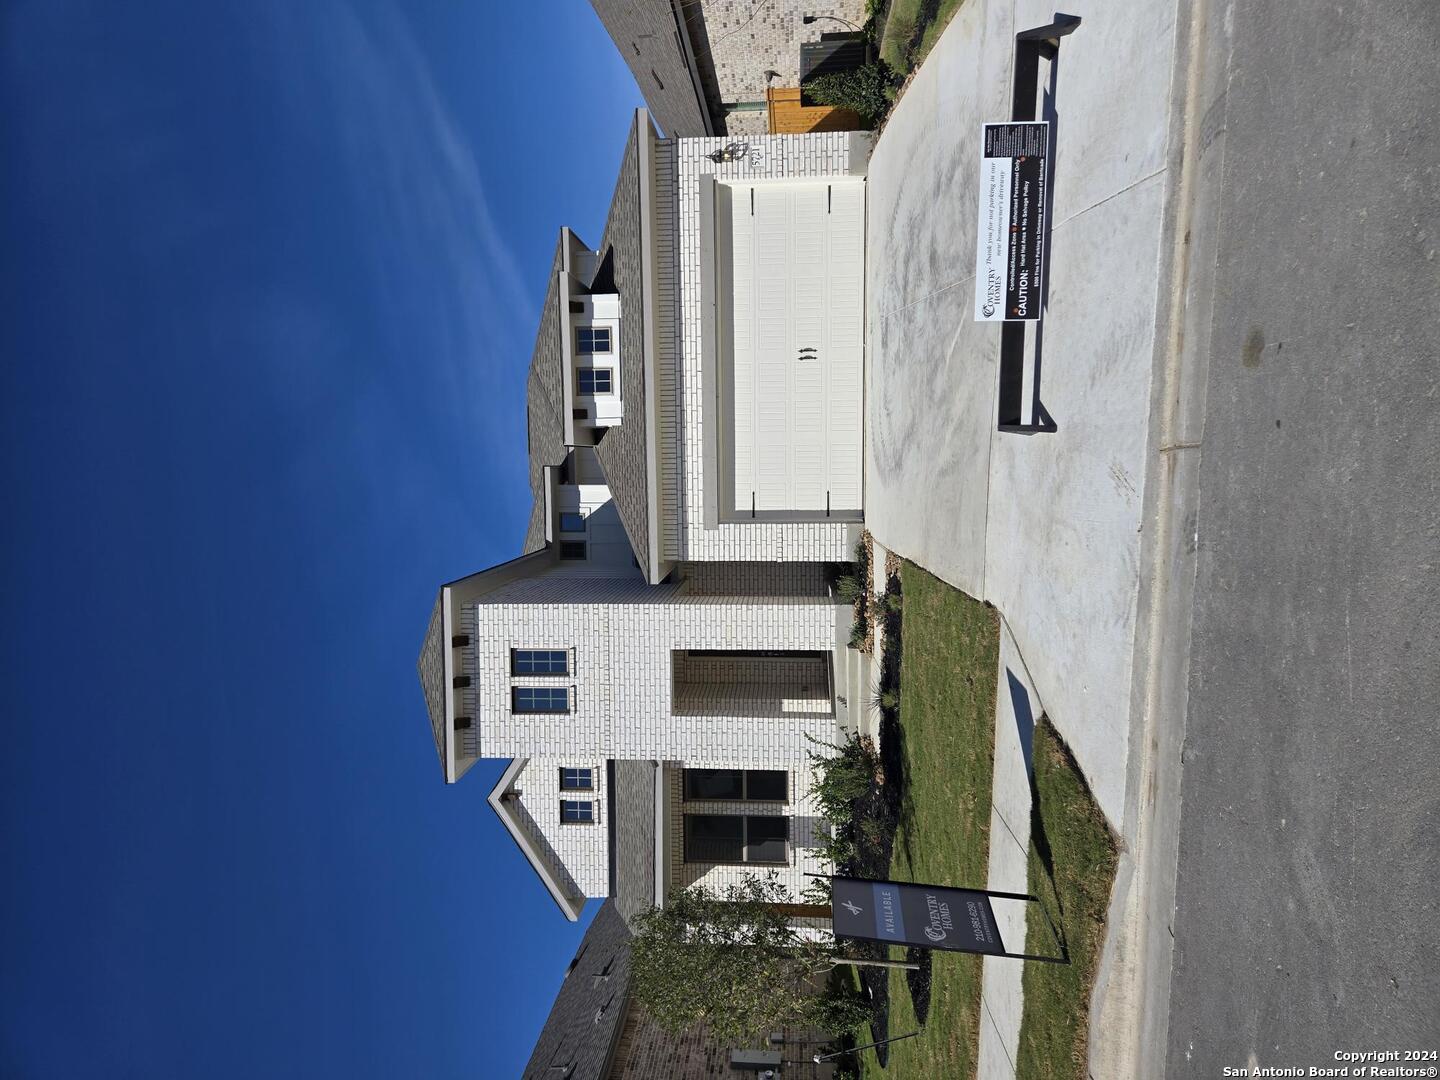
511 649 569 675
576 326 612 355
560 767 594 791
683 769 788 802
576 368 613 395
560 541 587 560
559 512 586 534
512 686 570 713
684 814 789 864
561 800 595 823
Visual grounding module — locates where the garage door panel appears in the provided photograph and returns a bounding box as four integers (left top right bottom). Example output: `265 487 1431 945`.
728 180 864 515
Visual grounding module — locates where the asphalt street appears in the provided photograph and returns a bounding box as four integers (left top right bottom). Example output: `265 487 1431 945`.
1164 0 1440 1072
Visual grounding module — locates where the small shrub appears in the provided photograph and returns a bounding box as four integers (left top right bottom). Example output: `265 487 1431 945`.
806 61 897 125
812 983 873 1035
883 591 904 613
807 733 881 821
834 574 864 605
801 875 833 907
848 621 868 649
870 687 899 713
816 828 859 871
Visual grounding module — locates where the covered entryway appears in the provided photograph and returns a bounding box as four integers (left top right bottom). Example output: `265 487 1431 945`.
670 650 833 719
721 179 864 519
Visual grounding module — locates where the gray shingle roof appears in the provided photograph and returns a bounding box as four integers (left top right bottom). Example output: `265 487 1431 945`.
524 238 569 554
589 0 711 137
611 760 658 926
521 899 634 1080
592 122 654 577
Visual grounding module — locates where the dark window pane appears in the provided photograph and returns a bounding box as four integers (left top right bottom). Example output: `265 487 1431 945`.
745 770 788 801
578 367 612 394
513 686 569 713
561 800 594 823
560 541 587 560
559 513 586 533
685 815 743 863
512 649 568 675
684 769 744 801
745 816 789 864
561 768 592 791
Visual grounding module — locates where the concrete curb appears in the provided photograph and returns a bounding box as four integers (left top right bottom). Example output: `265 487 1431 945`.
1087 0 1234 1074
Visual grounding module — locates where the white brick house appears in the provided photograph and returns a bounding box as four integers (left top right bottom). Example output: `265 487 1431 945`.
416 111 872 922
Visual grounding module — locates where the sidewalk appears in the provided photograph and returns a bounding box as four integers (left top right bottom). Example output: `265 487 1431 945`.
977 623 1043 1080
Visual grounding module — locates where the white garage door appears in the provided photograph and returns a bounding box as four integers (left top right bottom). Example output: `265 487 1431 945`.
728 180 864 515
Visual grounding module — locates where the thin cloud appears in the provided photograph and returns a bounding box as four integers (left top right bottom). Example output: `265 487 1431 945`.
263 0 534 424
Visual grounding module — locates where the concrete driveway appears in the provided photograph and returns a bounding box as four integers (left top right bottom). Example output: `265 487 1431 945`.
865 0 1177 838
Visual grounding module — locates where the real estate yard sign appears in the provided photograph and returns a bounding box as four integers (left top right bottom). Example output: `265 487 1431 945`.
830 876 1005 955
974 121 1049 322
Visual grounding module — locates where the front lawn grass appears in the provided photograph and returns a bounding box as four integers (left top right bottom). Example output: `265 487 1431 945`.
855 562 999 1079
1014 720 1120 1079
878 0 968 75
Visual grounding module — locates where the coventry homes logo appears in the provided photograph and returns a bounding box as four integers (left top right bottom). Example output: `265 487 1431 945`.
982 268 1002 319
922 893 954 943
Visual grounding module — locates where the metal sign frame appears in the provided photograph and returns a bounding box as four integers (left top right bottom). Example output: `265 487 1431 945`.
994 15 1082 435
828 875 1068 964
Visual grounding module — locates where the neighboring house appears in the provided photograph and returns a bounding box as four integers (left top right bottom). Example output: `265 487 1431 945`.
522 899 836 1079
415 110 872 922
590 0 868 135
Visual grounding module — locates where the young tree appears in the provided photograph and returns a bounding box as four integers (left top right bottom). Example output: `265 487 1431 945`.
629 873 870 1045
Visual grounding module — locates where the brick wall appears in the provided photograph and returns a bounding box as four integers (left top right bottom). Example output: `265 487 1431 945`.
695 0 868 114
467 564 844 902
504 757 610 896
659 131 869 566
473 572 840 763
672 653 831 718
681 559 830 596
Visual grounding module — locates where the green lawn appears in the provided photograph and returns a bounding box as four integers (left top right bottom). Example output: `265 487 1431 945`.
878 0 968 75
856 562 999 1079
1014 721 1120 1080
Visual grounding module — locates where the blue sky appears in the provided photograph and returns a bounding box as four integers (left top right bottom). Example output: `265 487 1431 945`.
1 2 642 1076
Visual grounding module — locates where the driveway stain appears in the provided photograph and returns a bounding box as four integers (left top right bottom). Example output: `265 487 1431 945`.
1243 326 1266 368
